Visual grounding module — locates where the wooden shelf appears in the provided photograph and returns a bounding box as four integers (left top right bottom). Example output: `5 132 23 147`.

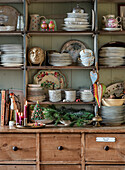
99 30 125 35
27 31 94 36
28 101 95 105
0 31 23 36
0 0 24 3
99 66 125 69
27 66 95 70
28 0 93 3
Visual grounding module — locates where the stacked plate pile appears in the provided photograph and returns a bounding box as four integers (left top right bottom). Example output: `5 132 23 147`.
99 46 125 67
48 52 72 66
63 12 91 31
80 90 94 102
100 106 125 126
0 44 23 67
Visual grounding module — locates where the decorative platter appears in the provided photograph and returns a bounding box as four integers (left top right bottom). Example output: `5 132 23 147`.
61 40 86 63
34 70 67 89
0 6 19 28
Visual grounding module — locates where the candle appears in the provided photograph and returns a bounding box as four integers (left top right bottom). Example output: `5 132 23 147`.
24 101 27 126
19 112 21 125
16 110 19 125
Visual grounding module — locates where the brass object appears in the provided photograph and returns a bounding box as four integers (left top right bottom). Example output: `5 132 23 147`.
28 47 45 66
92 114 102 127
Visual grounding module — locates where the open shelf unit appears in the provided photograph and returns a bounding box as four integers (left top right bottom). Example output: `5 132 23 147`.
0 0 125 120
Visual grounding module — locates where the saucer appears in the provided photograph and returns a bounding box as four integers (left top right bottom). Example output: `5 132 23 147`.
103 28 122 31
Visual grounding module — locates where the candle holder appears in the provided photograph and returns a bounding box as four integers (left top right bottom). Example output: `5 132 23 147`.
92 113 102 127
92 105 102 127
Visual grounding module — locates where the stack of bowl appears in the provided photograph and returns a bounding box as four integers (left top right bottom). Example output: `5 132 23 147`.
28 84 46 102
79 49 94 66
80 90 94 102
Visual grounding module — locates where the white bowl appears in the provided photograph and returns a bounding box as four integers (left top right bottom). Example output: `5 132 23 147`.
102 98 125 106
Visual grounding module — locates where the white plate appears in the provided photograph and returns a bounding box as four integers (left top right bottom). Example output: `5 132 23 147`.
62 27 91 31
102 28 122 31
64 21 89 25
49 62 72 66
101 47 125 51
64 18 88 22
63 24 91 28
1 63 23 67
92 9 95 31
99 53 125 57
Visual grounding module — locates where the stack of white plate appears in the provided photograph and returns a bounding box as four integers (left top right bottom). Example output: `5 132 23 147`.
0 44 23 67
99 47 125 66
100 106 125 125
62 13 91 31
48 52 72 66
80 90 94 102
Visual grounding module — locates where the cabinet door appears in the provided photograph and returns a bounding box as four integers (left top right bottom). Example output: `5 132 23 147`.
86 165 125 170
85 134 125 162
41 165 81 170
0 165 36 170
40 134 81 163
0 134 36 161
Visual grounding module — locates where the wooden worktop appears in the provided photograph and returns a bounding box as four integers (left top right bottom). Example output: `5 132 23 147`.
1 125 125 133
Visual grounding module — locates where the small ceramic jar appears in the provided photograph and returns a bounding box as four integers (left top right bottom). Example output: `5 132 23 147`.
65 90 76 102
49 89 61 102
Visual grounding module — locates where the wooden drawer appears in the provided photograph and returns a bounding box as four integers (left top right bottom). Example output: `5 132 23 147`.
0 165 36 170
41 165 81 170
40 134 81 162
85 134 125 162
86 165 125 170
0 134 36 161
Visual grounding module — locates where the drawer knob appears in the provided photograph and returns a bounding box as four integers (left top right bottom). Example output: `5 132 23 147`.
104 146 109 151
57 146 63 150
12 146 18 151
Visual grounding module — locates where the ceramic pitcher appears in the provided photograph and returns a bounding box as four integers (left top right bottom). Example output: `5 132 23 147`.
29 14 41 31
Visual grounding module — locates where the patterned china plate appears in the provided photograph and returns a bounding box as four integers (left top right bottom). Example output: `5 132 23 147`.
103 82 124 98
34 70 67 89
61 40 86 63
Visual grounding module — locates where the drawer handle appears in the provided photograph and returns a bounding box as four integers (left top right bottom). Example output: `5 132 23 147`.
104 146 109 151
57 146 63 150
12 146 18 151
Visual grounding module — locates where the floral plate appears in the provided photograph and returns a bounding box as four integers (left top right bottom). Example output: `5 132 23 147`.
34 70 67 89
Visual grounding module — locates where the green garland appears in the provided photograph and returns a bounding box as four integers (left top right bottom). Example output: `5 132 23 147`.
42 105 94 126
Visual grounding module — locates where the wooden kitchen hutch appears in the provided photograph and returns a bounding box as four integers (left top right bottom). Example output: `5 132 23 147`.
0 0 125 169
